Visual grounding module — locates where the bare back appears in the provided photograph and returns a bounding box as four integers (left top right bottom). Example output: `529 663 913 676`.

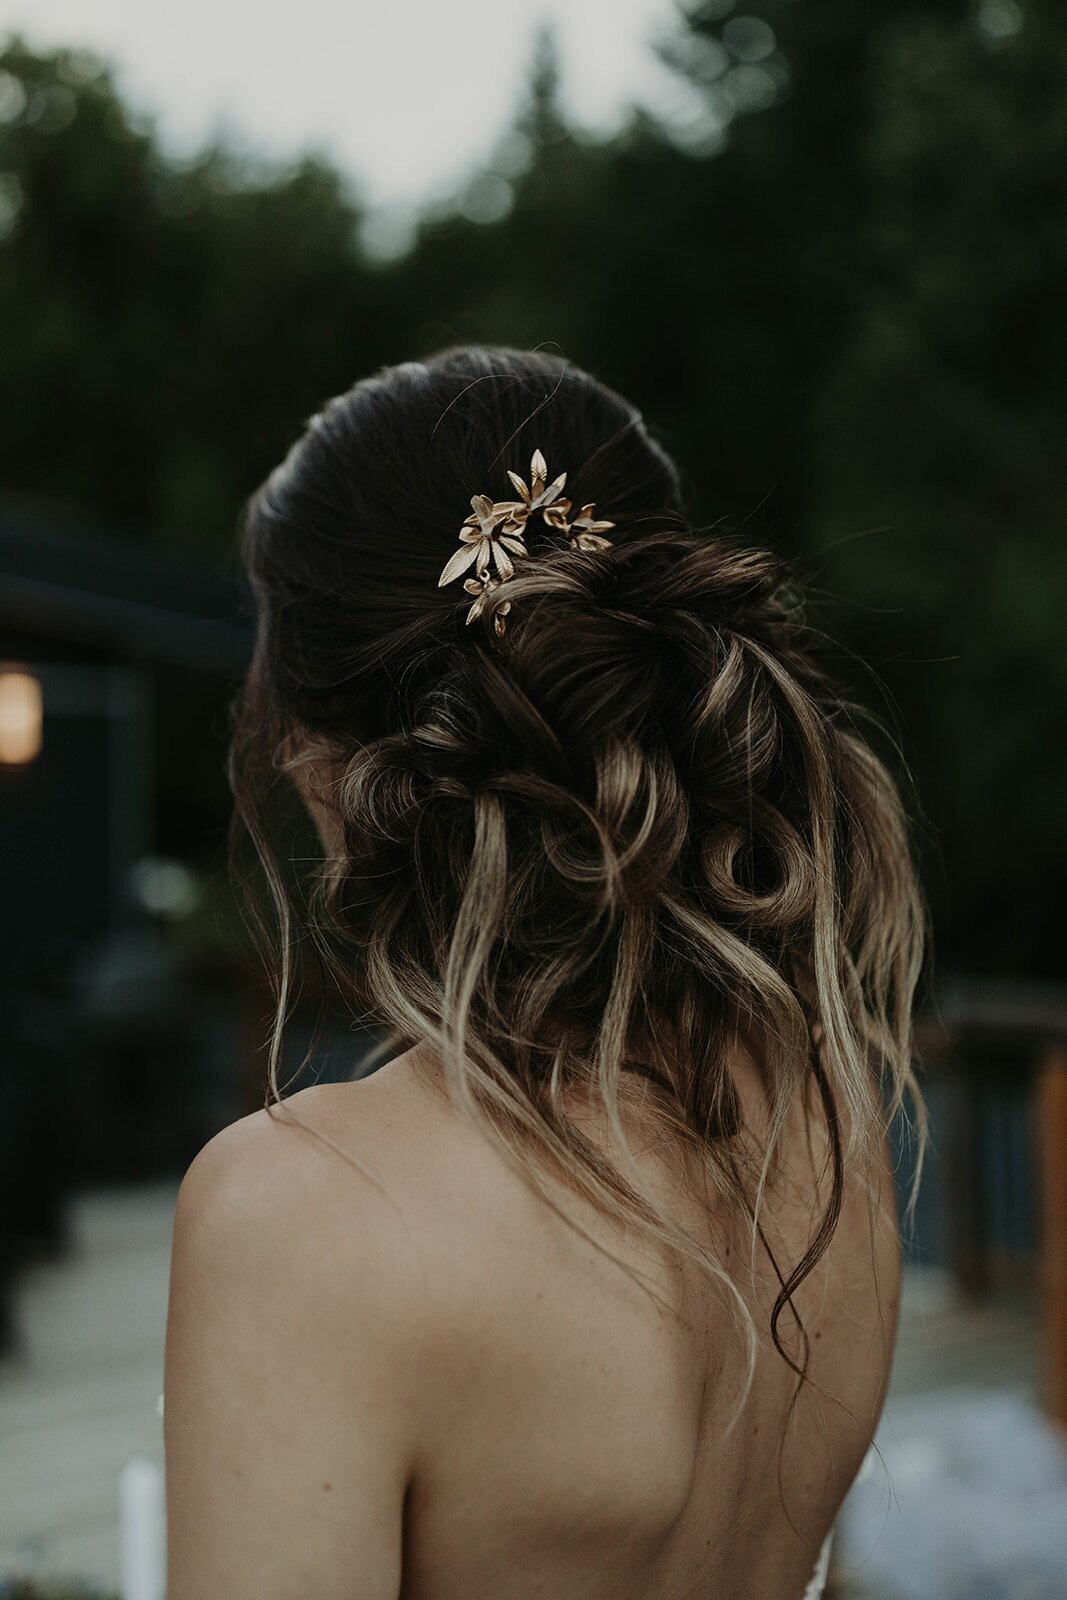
303 1044 901 1600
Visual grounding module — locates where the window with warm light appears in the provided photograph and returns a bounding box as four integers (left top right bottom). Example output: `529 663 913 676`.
0 668 43 765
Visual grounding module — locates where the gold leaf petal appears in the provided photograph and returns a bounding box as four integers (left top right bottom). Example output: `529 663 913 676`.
438 543 480 586
530 448 548 482
534 471 567 507
572 504 616 534
493 544 515 579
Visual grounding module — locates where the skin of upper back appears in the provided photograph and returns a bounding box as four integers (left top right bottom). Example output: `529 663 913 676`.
164 1042 901 1600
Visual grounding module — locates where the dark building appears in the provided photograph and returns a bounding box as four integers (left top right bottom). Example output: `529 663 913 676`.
0 496 252 1347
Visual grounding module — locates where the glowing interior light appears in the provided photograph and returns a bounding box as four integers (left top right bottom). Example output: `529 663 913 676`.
0 669 43 764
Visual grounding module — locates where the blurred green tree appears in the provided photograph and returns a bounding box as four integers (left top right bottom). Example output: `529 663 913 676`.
0 38 391 549
0 5 1062 975
811 0 1067 974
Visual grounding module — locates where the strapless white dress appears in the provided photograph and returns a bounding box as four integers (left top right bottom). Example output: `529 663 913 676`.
799 1441 877 1597
802 1530 833 1599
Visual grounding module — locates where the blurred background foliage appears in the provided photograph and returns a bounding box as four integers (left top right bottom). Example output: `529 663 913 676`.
0 0 1063 980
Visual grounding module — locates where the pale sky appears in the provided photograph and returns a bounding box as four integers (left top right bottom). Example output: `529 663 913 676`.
0 0 704 231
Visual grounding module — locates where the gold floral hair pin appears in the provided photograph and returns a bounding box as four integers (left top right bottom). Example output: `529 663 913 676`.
437 447 615 636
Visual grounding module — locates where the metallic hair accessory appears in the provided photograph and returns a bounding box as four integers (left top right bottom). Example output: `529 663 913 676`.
437 448 615 636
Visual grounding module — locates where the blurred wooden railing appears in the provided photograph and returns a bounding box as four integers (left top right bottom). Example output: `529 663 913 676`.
917 979 1067 1430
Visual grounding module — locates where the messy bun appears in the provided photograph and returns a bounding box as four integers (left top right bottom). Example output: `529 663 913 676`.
231 345 926 1416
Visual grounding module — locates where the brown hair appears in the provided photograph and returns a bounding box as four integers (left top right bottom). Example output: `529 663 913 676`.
230 344 927 1423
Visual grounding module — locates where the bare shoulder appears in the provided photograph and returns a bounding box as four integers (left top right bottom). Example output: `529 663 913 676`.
164 1067 447 1599
175 1052 505 1282
176 1066 440 1277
